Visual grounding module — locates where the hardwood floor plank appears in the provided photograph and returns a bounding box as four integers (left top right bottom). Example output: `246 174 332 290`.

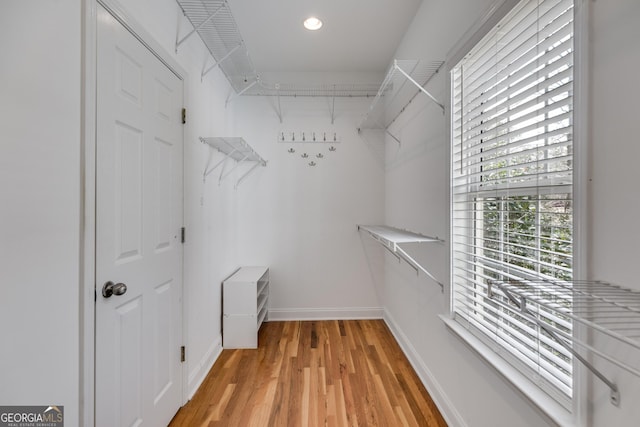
169 320 447 427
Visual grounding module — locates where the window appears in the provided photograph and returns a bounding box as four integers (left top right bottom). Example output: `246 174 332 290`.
451 0 574 407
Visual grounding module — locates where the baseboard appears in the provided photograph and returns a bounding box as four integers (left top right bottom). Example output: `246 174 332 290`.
187 335 223 400
267 306 384 321
383 309 468 427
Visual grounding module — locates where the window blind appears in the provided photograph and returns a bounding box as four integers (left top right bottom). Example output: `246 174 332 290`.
451 0 574 406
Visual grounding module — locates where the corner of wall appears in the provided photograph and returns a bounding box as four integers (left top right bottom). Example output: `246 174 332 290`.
187 334 223 400
382 309 467 427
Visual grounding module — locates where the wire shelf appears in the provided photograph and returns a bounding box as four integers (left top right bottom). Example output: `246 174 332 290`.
242 81 381 98
358 60 444 143
200 137 266 188
176 0 258 92
200 137 265 164
488 279 640 406
176 0 384 98
358 225 444 290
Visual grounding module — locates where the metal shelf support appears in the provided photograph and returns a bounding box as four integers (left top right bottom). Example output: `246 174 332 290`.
358 59 444 144
235 162 262 189
394 63 444 113
487 279 640 407
203 148 238 179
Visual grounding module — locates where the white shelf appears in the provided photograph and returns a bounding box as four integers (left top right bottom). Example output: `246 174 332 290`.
488 279 640 406
176 0 259 90
357 225 444 290
243 81 380 98
200 137 266 188
358 59 444 143
223 266 269 349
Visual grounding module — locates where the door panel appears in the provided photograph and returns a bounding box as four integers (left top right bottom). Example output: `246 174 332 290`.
96 5 184 427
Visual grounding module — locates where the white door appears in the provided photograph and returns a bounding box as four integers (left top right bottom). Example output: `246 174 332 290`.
95 5 184 427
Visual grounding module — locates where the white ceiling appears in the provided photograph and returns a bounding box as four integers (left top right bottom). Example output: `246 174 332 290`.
226 0 423 74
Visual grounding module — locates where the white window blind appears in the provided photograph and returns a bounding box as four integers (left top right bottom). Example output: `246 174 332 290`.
451 0 574 406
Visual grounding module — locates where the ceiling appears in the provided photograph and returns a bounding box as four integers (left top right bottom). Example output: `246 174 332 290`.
225 0 423 74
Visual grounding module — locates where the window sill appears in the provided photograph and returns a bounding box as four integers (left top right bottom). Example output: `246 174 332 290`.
439 315 577 427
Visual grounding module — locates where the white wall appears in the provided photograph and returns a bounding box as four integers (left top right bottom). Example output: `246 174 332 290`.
382 0 640 426
588 0 640 425
230 95 385 319
0 0 81 422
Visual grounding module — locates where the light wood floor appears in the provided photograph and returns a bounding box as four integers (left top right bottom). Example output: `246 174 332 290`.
169 320 447 427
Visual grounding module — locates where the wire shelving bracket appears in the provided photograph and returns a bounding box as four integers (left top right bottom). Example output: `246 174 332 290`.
488 279 640 407
176 0 259 92
357 225 445 291
358 59 444 144
200 137 267 188
175 0 382 111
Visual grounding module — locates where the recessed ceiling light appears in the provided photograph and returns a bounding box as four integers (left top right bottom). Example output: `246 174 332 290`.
303 17 323 31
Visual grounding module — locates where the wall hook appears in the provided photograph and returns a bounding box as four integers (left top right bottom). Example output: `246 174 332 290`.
288 148 295 153
333 132 337 142
309 161 317 166
302 132 306 142
323 132 327 142
281 132 285 141
313 132 316 142
301 153 309 158
292 132 295 142
329 146 336 152
316 153 324 159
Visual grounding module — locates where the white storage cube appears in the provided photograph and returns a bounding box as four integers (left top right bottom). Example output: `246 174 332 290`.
222 266 269 349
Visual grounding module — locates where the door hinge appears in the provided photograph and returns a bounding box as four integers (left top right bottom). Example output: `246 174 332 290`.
181 227 185 244
181 108 186 124
181 346 186 363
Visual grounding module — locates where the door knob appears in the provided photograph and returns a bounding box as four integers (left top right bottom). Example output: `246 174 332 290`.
102 281 127 298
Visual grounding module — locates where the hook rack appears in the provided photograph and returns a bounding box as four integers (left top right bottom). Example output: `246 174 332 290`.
278 131 340 144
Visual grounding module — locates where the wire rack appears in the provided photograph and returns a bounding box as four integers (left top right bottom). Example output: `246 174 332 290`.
358 60 444 142
200 137 264 163
242 81 381 98
200 137 266 188
176 0 258 92
176 0 385 98
488 279 640 406
358 225 444 290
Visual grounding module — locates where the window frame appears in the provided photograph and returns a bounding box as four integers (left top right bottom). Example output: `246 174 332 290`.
444 0 590 424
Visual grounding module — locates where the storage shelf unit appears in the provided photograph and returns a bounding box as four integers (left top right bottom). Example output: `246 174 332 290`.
200 137 266 188
223 266 269 349
358 59 445 143
488 279 640 406
357 225 444 290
